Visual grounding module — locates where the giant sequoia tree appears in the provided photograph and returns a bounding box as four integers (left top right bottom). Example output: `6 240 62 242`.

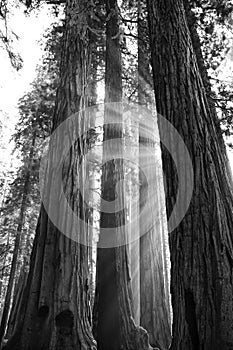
2 0 160 348
3 0 96 348
137 1 171 348
2 0 233 349
94 0 155 349
147 0 233 349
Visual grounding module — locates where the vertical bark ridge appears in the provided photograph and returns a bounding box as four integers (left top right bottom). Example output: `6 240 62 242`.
3 1 96 349
138 2 172 347
147 0 233 349
94 0 156 348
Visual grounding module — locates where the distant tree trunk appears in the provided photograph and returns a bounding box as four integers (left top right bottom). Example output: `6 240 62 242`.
0 177 9 211
5 265 27 339
138 3 171 348
138 0 153 107
147 0 233 349
3 1 96 349
88 44 98 107
94 0 154 349
0 133 36 345
0 230 10 315
6 230 31 339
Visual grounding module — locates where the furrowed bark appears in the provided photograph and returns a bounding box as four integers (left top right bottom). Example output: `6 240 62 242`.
3 1 96 349
147 0 233 349
94 0 155 349
138 2 172 348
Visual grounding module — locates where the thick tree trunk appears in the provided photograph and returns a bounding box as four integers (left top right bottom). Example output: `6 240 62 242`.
184 1 233 184
3 1 96 349
138 3 171 349
139 132 172 350
185 2 225 142
147 0 233 349
94 0 155 349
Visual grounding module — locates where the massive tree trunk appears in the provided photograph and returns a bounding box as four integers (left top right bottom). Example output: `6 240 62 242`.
3 1 96 349
94 0 155 349
138 2 172 349
147 0 233 349
184 2 227 149
184 1 233 183
139 126 172 350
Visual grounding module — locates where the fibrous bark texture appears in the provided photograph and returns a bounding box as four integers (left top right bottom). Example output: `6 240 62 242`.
138 2 172 348
94 0 155 349
3 1 96 349
147 0 233 349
